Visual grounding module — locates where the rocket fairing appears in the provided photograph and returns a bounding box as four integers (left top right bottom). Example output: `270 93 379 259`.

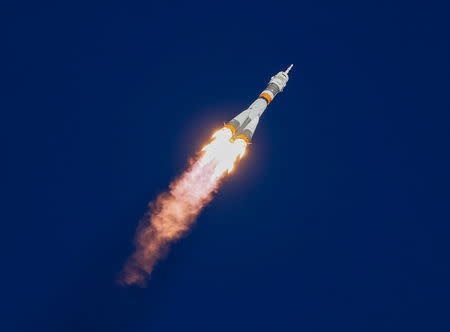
226 64 293 143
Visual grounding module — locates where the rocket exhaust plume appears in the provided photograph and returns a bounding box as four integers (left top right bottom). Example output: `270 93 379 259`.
119 127 247 286
119 65 292 286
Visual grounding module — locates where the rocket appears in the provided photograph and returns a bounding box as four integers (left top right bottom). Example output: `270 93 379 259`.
225 64 293 143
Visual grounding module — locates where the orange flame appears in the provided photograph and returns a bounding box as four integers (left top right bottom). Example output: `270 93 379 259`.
119 127 247 286
200 127 247 177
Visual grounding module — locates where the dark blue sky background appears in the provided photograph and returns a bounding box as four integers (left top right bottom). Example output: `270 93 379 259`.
2 1 450 331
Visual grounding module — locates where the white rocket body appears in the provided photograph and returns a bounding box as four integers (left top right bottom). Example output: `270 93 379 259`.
228 65 292 142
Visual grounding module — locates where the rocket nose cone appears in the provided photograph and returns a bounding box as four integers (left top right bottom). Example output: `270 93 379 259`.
285 64 293 74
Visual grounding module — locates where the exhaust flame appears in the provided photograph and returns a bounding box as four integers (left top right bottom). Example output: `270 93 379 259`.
119 127 246 286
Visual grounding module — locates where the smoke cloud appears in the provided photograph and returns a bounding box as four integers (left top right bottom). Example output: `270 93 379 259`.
119 127 246 286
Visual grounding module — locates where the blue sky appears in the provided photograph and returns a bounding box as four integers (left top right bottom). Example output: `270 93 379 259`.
2 1 450 331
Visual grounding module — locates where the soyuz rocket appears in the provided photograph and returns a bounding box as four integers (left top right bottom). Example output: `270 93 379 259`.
225 64 293 143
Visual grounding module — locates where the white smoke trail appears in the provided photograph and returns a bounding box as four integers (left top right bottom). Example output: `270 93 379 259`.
119 127 246 286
